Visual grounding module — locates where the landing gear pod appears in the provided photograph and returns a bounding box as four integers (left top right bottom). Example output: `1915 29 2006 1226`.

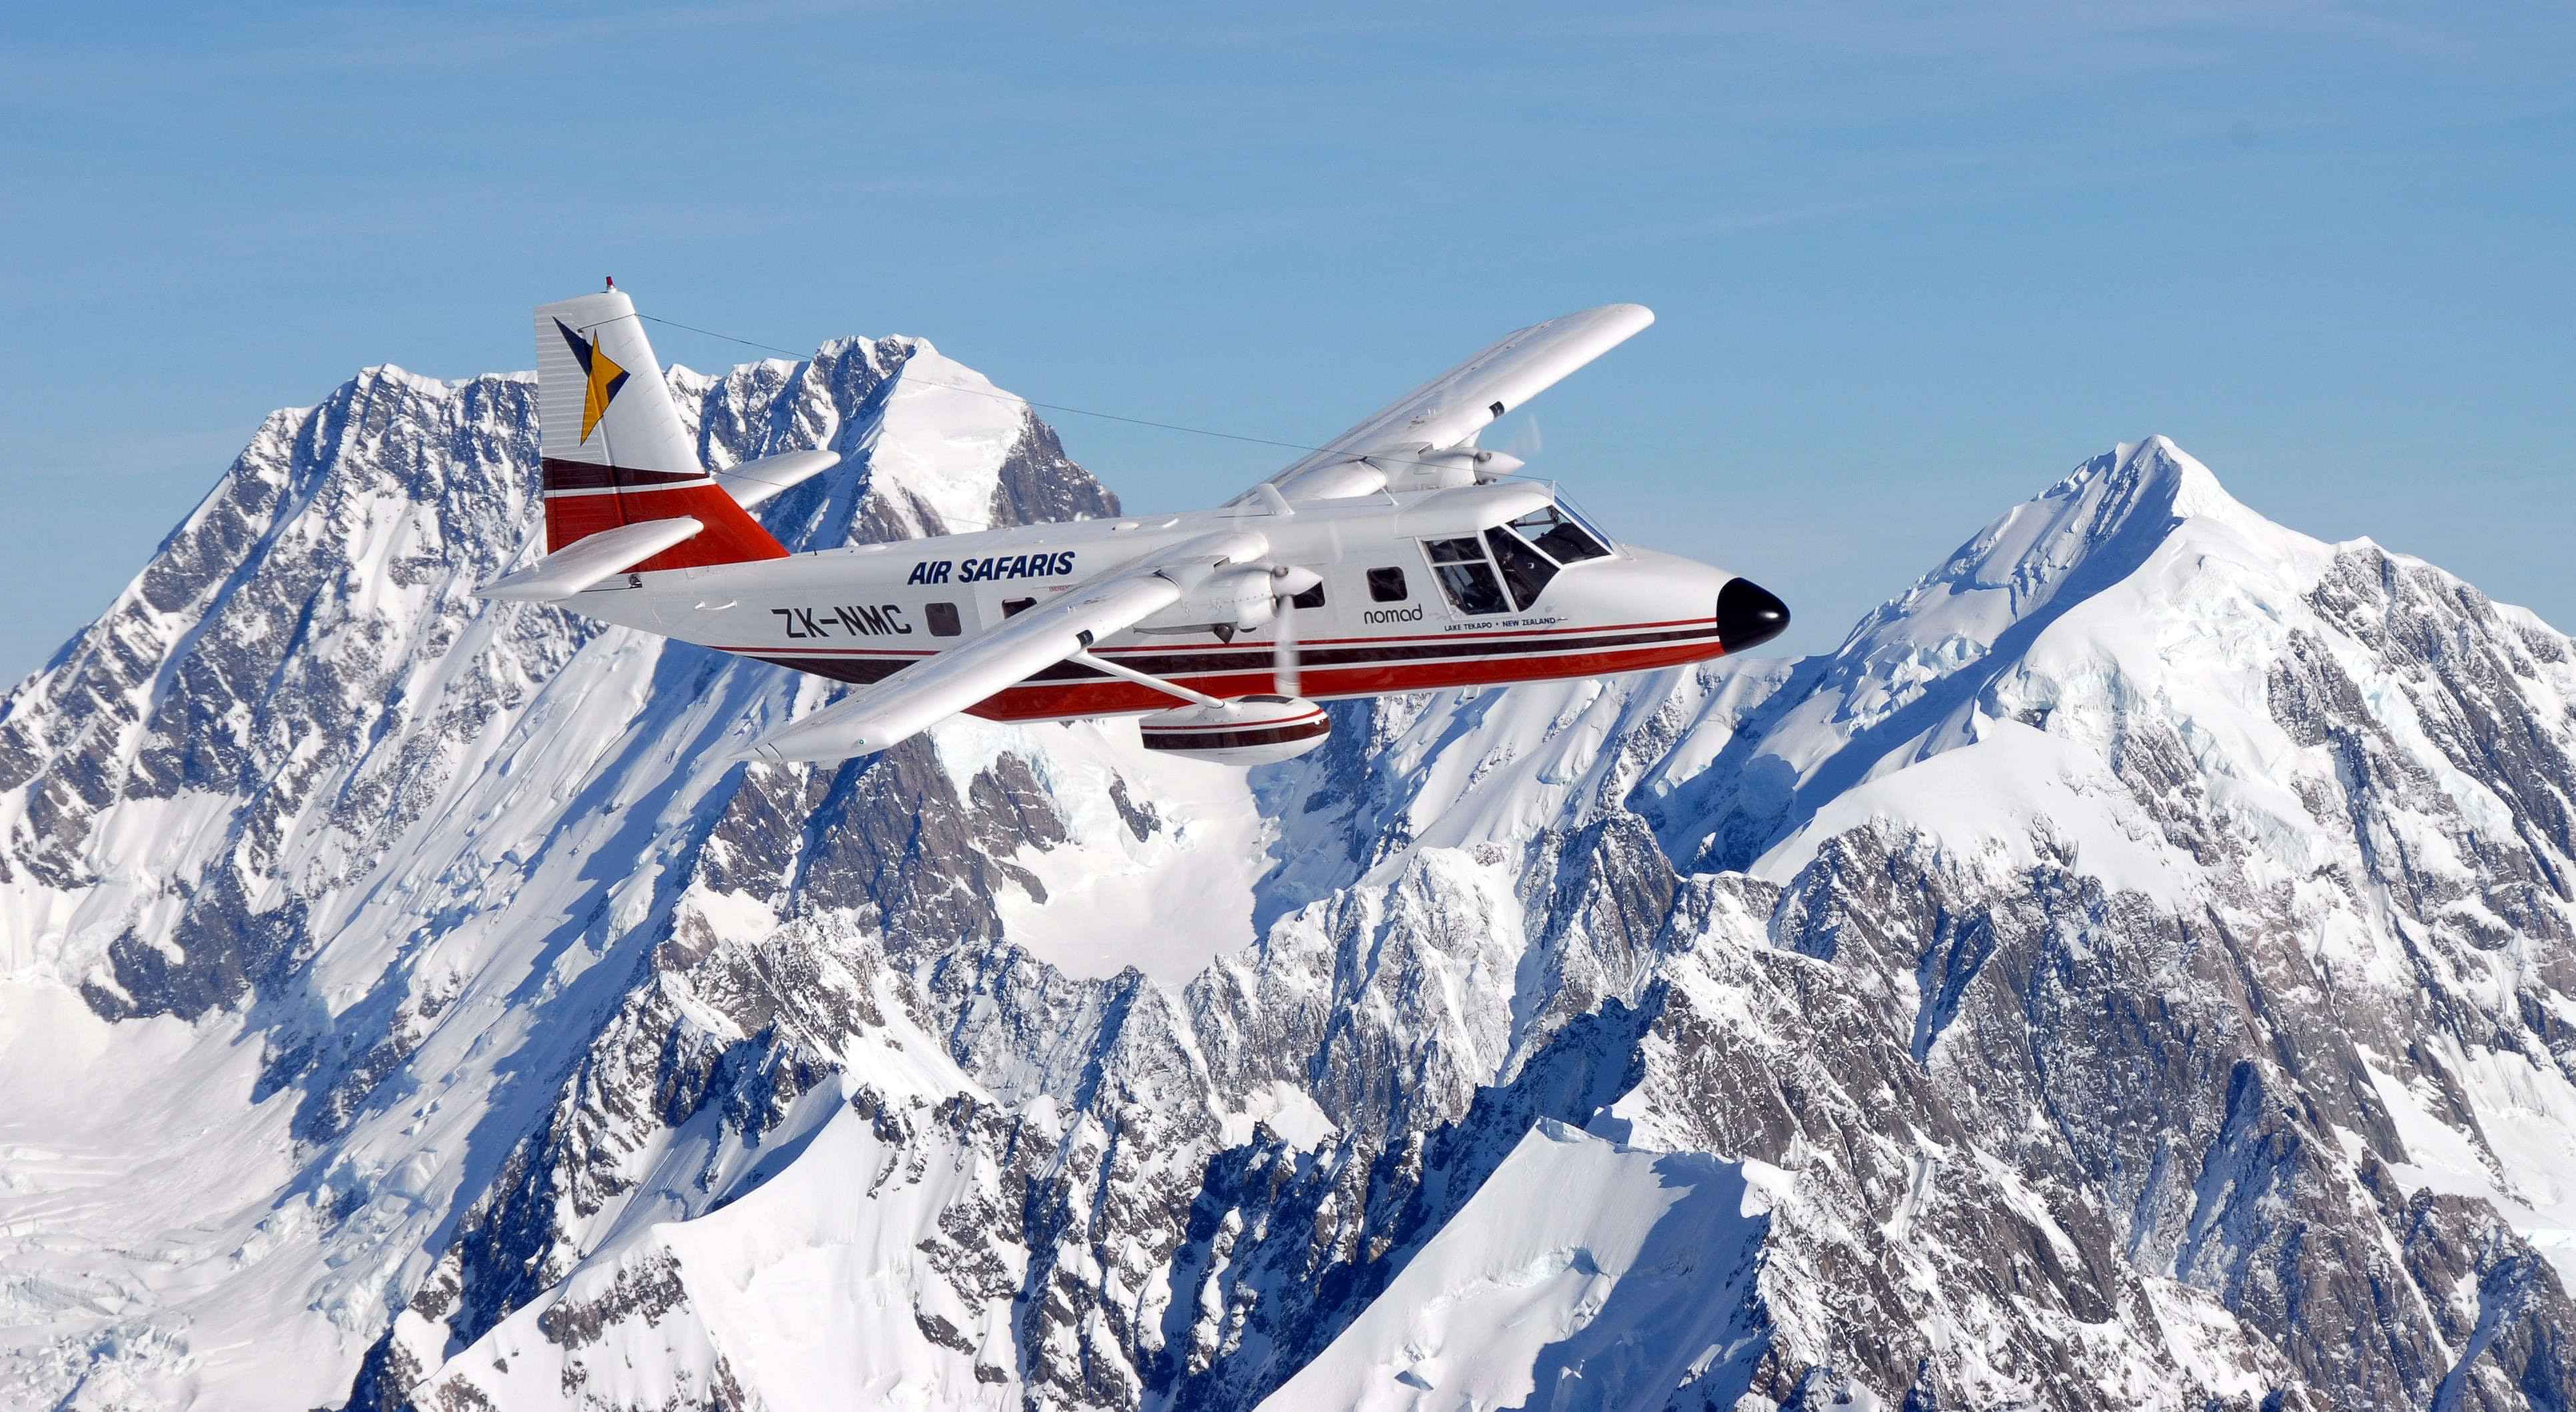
1138 696 1330 765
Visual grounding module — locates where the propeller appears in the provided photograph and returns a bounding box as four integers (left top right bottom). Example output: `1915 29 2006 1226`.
1504 413 1544 462
1275 594 1301 697
1269 565 1321 697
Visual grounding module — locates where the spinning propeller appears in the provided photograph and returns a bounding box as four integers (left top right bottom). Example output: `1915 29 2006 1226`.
1275 585 1301 697
1267 564 1320 697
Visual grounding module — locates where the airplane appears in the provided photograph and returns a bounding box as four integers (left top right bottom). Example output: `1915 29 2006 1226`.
481 287 1789 767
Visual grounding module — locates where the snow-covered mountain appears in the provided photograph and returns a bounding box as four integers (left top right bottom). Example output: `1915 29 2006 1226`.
2 325 2571 1412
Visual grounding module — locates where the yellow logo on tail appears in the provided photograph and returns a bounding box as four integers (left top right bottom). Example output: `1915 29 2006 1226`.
554 318 631 446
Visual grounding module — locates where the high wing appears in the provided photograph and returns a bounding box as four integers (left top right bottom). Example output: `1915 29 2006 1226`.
741 529 1267 765
1244 303 1654 504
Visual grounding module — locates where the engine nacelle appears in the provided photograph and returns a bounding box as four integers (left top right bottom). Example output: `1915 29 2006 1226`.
1138 695 1330 765
1383 446 1526 491
1133 566 1276 636
1132 564 1318 639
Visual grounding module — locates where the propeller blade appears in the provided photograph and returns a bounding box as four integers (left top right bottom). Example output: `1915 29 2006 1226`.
1506 413 1544 460
1275 594 1301 697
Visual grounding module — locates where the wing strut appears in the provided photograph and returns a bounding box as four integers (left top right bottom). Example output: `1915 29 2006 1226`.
1070 651 1223 708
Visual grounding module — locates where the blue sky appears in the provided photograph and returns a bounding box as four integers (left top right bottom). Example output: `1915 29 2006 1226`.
3 2 2569 680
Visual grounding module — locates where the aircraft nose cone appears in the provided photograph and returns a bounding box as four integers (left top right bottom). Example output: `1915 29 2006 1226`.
1716 577 1790 654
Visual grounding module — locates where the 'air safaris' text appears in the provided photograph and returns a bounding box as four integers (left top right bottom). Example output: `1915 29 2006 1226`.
908 552 1076 585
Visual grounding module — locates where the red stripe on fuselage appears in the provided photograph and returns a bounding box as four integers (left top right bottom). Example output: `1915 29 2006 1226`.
717 617 1730 722
960 635 1726 721
1101 615 1721 651
706 616 1720 663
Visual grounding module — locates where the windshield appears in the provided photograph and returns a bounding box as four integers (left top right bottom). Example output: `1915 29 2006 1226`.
1506 502 1614 565
1421 496 1620 616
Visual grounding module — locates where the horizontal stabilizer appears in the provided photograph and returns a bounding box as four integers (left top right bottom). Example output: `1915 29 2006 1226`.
477 517 705 601
715 449 840 510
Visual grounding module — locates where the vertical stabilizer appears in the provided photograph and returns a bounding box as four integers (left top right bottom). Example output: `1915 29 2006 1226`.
532 290 787 569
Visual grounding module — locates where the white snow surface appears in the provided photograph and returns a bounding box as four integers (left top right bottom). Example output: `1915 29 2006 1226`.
416 986 1015 1411
2363 1041 2576 1290
1754 717 2204 910
847 340 1037 537
1257 1122 1764 1411
973 717 1272 986
0 982 345 1410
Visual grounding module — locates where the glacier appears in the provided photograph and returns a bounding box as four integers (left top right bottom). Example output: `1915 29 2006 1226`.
1 329 2571 1412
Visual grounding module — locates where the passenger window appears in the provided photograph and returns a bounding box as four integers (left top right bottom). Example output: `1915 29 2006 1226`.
1367 567 1408 602
1484 527 1558 609
1291 583 1326 609
925 601 961 637
1002 597 1035 618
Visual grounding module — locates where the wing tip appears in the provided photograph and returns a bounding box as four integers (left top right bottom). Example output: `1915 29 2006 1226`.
1544 302 1655 339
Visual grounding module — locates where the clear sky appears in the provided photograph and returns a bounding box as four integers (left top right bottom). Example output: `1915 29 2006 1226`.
3 3 2569 682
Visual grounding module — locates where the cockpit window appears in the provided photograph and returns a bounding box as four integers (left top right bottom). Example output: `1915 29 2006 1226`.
1419 538 1510 615
1509 506 1613 565
1484 527 1557 609
1434 561 1510 615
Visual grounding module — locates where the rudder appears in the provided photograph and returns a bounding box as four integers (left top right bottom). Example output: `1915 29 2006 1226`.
533 289 787 569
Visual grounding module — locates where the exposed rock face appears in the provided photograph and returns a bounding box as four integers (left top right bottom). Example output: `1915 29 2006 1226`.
2 330 2569 1412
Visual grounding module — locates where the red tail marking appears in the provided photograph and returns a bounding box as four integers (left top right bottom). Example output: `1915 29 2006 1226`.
542 458 788 569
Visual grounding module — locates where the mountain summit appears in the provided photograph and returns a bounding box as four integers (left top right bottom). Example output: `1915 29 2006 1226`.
3 346 2571 1412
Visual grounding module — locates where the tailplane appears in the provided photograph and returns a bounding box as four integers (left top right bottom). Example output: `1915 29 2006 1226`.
533 288 787 570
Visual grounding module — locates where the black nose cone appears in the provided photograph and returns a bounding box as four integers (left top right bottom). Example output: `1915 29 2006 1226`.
1716 577 1790 653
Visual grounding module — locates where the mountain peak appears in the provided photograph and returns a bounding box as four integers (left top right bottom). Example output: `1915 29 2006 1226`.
1837 434 2256 666
2073 434 2250 528
1638 434 2313 876
348 362 464 396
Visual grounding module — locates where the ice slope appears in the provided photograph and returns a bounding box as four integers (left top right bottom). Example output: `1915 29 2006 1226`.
0 981 341 1408
405 959 1021 1412
1254 1122 1767 1411
1735 440 2312 908
836 340 1054 538
1643 436 2283 873
5 348 2573 1412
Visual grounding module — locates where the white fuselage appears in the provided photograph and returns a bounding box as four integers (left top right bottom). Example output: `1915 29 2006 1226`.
566 482 1753 723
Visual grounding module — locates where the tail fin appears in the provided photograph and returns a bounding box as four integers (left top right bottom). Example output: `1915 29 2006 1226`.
534 289 787 570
